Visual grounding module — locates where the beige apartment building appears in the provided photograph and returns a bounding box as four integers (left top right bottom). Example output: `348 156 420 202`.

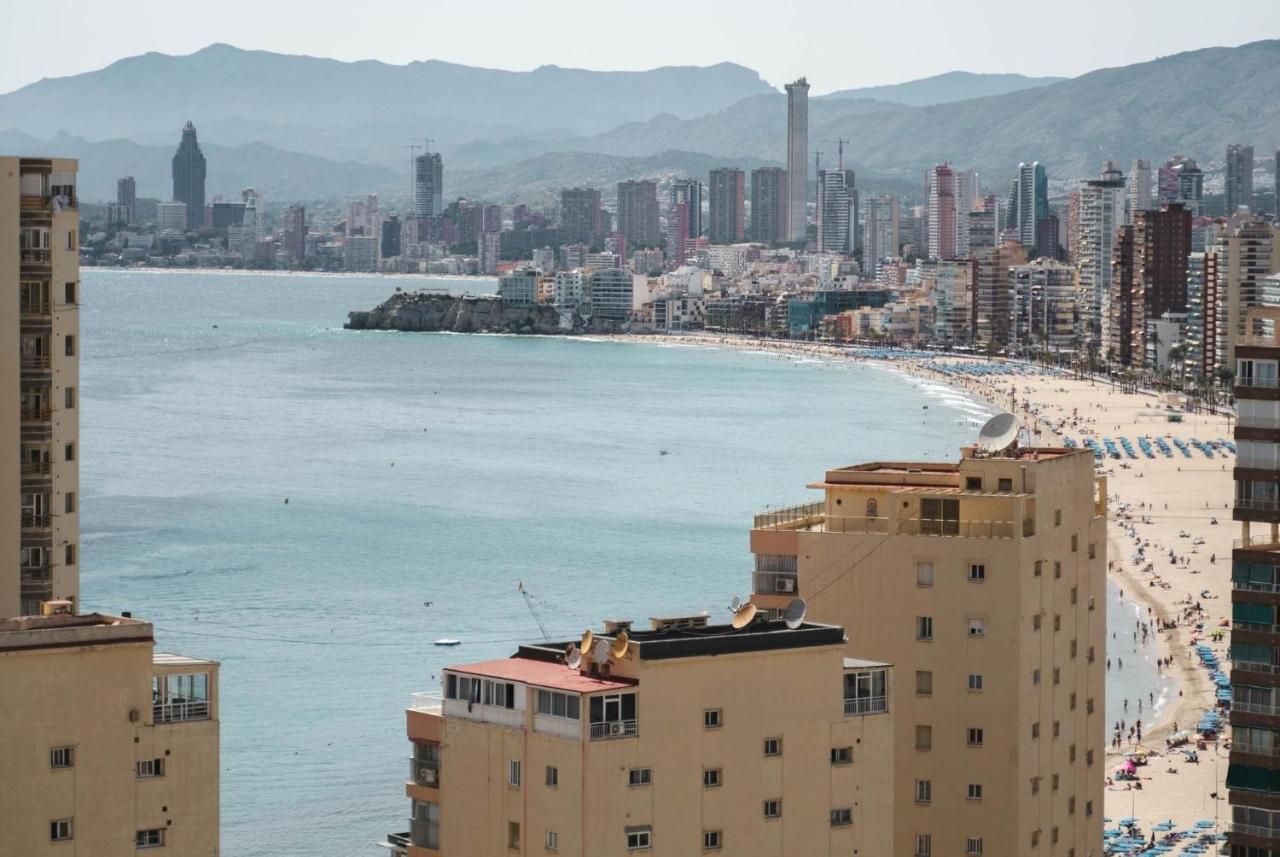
386 615 893 857
1 156 81 617
0 610 219 855
751 444 1107 856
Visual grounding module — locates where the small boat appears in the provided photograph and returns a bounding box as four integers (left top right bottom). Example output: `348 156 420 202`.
434 638 461 647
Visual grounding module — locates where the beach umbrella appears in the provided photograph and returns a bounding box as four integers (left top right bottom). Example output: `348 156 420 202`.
1194 820 1213 828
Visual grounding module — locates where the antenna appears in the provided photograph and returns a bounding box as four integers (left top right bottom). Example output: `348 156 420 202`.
783 598 808 630
976 412 1021 454
730 601 758 630
414 137 435 154
610 631 630 660
397 143 420 203
517 582 551 642
729 595 742 613
564 644 582 670
837 139 850 171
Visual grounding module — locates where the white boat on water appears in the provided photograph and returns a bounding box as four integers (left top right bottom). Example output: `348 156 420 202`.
434 638 461 647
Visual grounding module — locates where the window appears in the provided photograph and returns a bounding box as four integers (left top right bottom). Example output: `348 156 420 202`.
412 800 439 849
916 561 934 586
915 779 932 803
65 282 76 304
1031 722 1040 739
866 498 878 517
1086 749 1094 766
916 725 932 750
916 616 933 641
1088 542 1096 559
1086 800 1093 817
445 674 515 710
967 727 984 746
1033 614 1042 631
703 830 722 850
1054 561 1062 579
1087 646 1096 663
968 563 986 582
916 834 932 856
64 543 76 567
628 767 652 786
1053 667 1061 684
1031 776 1041 795
1031 830 1041 846
1054 509 1062 526
763 737 782 757
1070 587 1078 605
830 808 852 827
968 673 983 692
508 822 521 849
967 783 983 800
1052 773 1059 791
536 689 581 720
50 747 73 769
64 492 75 514
966 837 983 855
1069 692 1077 710
51 819 73 842
625 827 651 849
545 766 558 788
1068 796 1076 815
830 746 852 765
1068 744 1076 762
762 800 781 819
916 670 933 695
965 476 982 490
703 767 722 787
64 335 75 357
920 497 960 535
64 387 75 409
136 758 164 778
703 708 721 729
998 477 1013 492
1053 826 1060 843
67 231 76 251
64 442 75 462
546 830 559 851
966 618 985 637
136 829 164 849
1034 560 1043 577
1053 614 1061 631
1071 534 1078 552
1070 638 1078 658
508 760 521 787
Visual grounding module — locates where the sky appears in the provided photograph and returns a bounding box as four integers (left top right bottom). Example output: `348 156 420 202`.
5 0 1280 96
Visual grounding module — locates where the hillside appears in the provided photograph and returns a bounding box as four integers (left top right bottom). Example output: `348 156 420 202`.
822 71 1065 106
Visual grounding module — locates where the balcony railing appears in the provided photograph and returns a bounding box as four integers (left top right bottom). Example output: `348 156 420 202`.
1232 700 1280 716
589 719 637 740
1234 742 1280 757
898 518 1016 539
21 461 51 476
1234 661 1280 676
153 700 210 723
20 249 51 266
409 693 443 713
410 758 440 787
1236 536 1280 551
753 508 1017 539
1237 499 1280 512
20 567 51 584
1237 376 1280 390
19 301 51 317
21 513 50 529
20 409 51 424
753 571 799 595
409 819 438 850
1231 822 1280 838
1234 621 1280 634
20 355 51 371
753 501 824 530
844 696 888 716
820 515 892 535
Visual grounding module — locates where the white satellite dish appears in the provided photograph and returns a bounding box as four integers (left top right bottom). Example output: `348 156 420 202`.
783 598 807 630
592 639 613 666
976 412 1020 453
729 595 742 613
564 644 582 670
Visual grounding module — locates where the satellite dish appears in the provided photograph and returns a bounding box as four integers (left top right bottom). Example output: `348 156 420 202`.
976 412 1020 453
565 644 582 670
729 595 742 613
580 629 595 655
592 639 613 665
783 598 808 630
730 601 758 630
610 631 630 659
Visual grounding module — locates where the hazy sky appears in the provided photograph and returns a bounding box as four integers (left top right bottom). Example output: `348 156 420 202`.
5 0 1279 96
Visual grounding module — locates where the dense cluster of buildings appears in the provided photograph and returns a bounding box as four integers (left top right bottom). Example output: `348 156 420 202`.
2 157 220 853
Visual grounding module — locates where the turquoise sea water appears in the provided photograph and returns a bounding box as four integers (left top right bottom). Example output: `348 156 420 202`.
78 270 1156 856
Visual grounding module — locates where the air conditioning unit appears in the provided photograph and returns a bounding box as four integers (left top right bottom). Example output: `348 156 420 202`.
421 767 437 786
775 578 796 593
610 722 626 736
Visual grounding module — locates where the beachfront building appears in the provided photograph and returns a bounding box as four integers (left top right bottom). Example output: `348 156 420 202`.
974 238 1030 348
586 268 634 323
1 157 80 617
0 610 220 855
1229 307 1280 855
750 445 1107 856
1009 259 1079 357
1214 221 1280 368
386 615 893 856
927 259 973 345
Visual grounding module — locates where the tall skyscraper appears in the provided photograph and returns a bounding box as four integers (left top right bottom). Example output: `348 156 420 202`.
749 167 787 245
925 164 956 260
1077 162 1128 349
413 152 444 219
974 238 1029 345
670 178 702 239
785 77 809 243
665 202 689 267
1157 156 1203 216
1212 221 1280 361
1012 161 1048 252
1107 204 1192 367
1128 159 1152 219
816 168 855 254
2 157 80 617
862 194 900 270
952 169 979 256
284 204 307 263
1226 143 1255 213
707 168 745 245
559 188 602 247
115 175 136 226
1275 149 1280 216
171 121 206 230
615 180 661 248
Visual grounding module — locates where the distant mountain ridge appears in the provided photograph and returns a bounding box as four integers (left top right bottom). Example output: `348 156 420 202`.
822 71 1065 106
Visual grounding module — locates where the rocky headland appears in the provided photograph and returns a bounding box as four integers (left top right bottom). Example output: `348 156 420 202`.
345 291 623 335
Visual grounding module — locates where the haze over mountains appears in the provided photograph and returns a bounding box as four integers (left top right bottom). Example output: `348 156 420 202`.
2 40 1277 204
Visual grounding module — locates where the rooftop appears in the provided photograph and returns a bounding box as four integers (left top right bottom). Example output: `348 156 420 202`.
0 612 153 652
521 618 846 663
153 651 218 668
448 657 635 693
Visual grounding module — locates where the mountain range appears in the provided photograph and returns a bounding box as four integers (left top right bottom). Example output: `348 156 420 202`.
1 41 1276 205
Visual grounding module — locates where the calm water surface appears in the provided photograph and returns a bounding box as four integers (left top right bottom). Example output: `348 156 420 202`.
79 269 1150 856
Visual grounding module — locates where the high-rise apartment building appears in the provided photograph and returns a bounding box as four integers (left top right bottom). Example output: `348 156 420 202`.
284 204 307 263
171 122 205 230
926 165 956 260
1129 159 1152 219
1226 144 1256 214
974 238 1029 346
0 612 220 855
615 180 660 249
1107 204 1192 367
1012 162 1049 253
157 201 188 235
749 445 1106 856
1184 252 1216 380
953 169 979 257
380 214 400 260
1227 309 1280 857
559 188 602 247
708 168 746 245
1077 162 1128 349
927 259 972 344
413 152 444 219
863 194 900 272
785 78 809 243
2 157 80 617
1275 150 1280 217
586 267 634 322
816 168 856 254
749 167 788 245
1157 156 1204 216
478 232 500 275
1213 221 1280 362
387 614 893 857
670 178 702 239
1010 259 1078 353
499 267 540 306
115 176 136 226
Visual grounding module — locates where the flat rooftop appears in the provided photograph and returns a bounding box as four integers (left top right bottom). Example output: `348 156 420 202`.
449 657 635 693
520 619 847 663
0 612 153 652
153 651 218 668
818 448 1080 487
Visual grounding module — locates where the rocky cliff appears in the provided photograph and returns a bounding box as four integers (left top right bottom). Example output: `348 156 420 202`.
344 291 621 335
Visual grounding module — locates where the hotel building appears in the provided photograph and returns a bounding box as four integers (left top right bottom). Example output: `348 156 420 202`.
386 615 893 856
0 611 219 855
750 444 1106 855
1 156 80 618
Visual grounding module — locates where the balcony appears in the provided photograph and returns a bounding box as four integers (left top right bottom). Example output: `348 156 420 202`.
441 698 523 729
1235 661 1280 676
153 700 210 723
20 355 51 372
410 758 440 788
409 693 443 714
1238 499 1280 513
844 696 888 716
753 571 799 595
754 501 824 530
21 513 50 530
20 566 51 585
19 300 51 318
897 518 1016 539
1231 822 1280 839
20 249 51 267
589 719 637 740
753 505 1016 539
1236 536 1280 551
1237 376 1280 390
1234 621 1280 634
20 409 51 425
21 461 51 477
1234 742 1280 757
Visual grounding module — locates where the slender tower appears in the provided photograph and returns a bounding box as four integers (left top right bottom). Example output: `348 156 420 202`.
171 122 206 230
785 78 809 243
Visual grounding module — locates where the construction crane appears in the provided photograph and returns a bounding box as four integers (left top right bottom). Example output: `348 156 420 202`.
815 149 823 175
395 143 419 200
414 137 435 154
837 138 850 171
516 581 552 642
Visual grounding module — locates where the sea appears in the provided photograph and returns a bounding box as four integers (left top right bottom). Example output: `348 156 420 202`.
78 269 1167 856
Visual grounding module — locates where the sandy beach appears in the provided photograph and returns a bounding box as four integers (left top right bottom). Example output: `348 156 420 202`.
618 332 1235 841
